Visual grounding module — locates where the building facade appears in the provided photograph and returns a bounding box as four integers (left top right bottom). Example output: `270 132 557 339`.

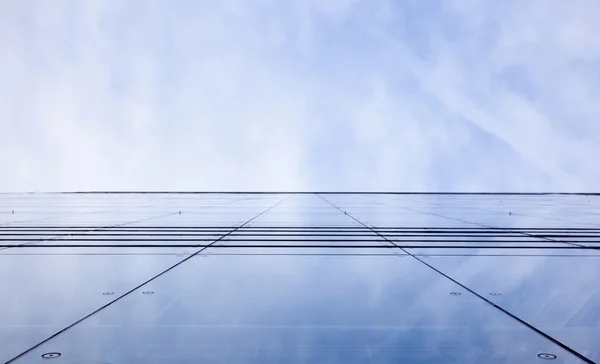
1 192 599 363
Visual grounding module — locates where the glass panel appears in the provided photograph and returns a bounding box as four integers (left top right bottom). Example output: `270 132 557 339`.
404 247 600 257
323 195 476 228
0 250 184 362
422 253 600 362
354 194 600 229
7 252 586 363
247 195 363 227
1 194 172 227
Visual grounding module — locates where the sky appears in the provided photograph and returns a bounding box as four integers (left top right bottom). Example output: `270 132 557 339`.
1 0 600 192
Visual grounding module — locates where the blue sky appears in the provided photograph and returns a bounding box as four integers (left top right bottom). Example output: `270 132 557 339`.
1 0 599 192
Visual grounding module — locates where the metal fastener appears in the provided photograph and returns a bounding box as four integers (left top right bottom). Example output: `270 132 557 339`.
42 352 61 359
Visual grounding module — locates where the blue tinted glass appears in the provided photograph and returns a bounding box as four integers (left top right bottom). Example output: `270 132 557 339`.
1 193 598 363
422 253 600 362
6 253 588 363
0 252 182 362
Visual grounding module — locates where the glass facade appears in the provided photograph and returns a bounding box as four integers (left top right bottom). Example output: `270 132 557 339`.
1 192 598 363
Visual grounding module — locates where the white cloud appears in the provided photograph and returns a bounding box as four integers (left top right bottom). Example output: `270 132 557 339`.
1 0 599 191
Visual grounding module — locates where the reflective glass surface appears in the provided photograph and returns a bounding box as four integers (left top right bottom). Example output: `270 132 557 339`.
0 193 598 363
